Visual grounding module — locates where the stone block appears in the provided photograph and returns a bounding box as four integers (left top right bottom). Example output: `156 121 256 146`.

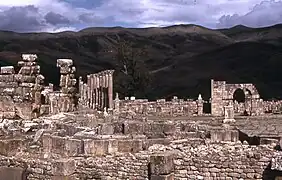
51 175 78 180
14 75 36 83
51 136 66 155
84 139 108 156
15 103 33 120
0 167 26 180
150 174 174 180
117 139 143 153
210 129 239 143
43 134 52 153
22 54 37 62
99 123 114 135
57 59 73 67
51 159 75 176
108 139 118 154
0 139 23 156
0 82 18 88
150 152 174 175
123 121 144 135
0 66 15 74
0 74 14 82
144 138 170 150
2 111 16 119
65 139 84 156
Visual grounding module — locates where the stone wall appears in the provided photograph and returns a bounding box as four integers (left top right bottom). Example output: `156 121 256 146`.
114 95 205 117
0 142 280 180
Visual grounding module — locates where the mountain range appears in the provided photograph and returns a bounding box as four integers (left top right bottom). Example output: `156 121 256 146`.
1 24 282 100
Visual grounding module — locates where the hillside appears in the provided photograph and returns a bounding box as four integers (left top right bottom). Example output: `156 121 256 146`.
0 24 282 100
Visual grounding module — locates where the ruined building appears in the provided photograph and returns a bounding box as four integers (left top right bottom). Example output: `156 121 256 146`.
1 54 282 179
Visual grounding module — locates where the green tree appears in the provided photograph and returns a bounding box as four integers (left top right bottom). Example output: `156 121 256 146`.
112 40 152 98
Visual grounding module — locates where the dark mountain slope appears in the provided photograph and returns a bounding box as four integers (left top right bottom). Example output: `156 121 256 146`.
0 24 282 100
153 42 282 100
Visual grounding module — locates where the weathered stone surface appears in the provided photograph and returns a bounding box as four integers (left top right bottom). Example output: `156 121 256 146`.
150 152 174 175
0 167 26 180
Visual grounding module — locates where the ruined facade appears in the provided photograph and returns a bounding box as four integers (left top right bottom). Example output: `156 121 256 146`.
1 54 282 179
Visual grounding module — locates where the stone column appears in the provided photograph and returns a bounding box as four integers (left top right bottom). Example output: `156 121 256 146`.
96 74 100 110
197 94 204 116
105 72 109 108
90 74 95 109
223 103 235 123
101 73 105 110
87 75 91 107
108 70 114 110
94 74 98 110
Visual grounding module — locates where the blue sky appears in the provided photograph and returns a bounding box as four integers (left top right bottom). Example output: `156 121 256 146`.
0 0 281 32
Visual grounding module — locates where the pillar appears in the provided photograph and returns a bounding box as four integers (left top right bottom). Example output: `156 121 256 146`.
96 74 100 110
108 70 114 110
101 72 105 110
87 75 91 107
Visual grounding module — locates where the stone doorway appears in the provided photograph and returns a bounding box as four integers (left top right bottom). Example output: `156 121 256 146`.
233 88 252 115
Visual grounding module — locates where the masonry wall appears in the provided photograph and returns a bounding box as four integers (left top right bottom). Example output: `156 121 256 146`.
0 142 280 180
117 98 201 117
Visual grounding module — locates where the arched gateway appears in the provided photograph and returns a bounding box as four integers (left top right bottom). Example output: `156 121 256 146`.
210 79 263 116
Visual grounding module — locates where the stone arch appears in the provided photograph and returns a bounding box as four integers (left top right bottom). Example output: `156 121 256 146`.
211 79 262 116
232 88 252 103
226 83 259 100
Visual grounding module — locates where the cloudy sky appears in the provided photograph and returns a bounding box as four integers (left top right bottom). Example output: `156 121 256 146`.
0 0 281 32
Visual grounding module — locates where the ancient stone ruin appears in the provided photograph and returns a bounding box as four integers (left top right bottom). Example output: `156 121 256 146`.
1 54 282 179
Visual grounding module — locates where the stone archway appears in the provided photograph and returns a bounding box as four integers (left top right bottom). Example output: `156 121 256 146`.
233 88 246 103
211 79 262 116
232 88 253 115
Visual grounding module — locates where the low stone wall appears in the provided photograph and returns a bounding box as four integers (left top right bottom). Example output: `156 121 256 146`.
0 141 280 180
117 97 202 117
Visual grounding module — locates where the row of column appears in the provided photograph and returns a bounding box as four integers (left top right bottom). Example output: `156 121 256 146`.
79 70 114 111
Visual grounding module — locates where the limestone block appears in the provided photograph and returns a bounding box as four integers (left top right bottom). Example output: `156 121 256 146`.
123 121 144 134
17 61 37 67
0 66 15 74
0 167 26 180
14 75 36 83
0 82 18 88
42 134 52 153
59 66 72 74
15 103 33 120
51 159 75 176
99 123 114 135
210 129 239 142
150 152 174 175
0 139 23 156
108 139 118 154
118 139 143 153
22 54 37 62
51 175 78 180
84 139 108 156
57 59 73 67
144 138 171 150
65 139 84 156
20 82 35 88
2 111 16 119
51 136 66 155
150 174 174 180
0 74 14 82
